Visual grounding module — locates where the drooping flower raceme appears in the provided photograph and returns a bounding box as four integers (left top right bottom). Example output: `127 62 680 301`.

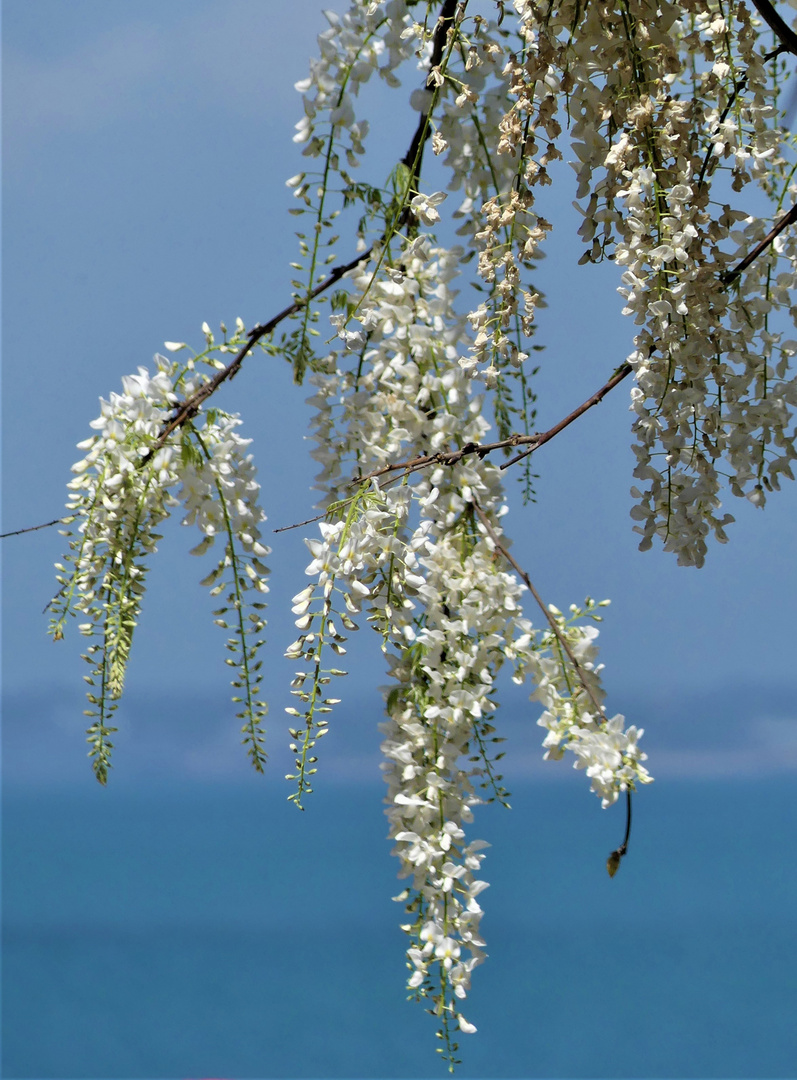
287 239 650 1060
50 330 271 781
524 601 652 807
504 0 797 565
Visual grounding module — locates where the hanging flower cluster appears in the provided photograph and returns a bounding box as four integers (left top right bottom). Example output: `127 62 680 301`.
303 245 528 1053
503 0 797 565
526 599 652 807
282 0 797 1057
50 327 271 781
285 238 649 1060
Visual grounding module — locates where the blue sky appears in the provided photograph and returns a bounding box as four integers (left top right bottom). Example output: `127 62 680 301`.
4 0 797 790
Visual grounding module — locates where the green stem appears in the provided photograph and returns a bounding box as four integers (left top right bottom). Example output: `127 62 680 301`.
194 429 266 771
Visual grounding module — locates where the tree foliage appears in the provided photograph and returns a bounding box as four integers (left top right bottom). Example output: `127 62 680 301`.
33 0 797 1067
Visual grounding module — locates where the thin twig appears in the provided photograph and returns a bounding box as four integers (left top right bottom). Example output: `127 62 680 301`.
721 201 797 284
474 501 635 876
351 362 633 485
273 511 330 534
606 790 633 877
141 249 374 464
472 502 608 721
0 518 70 540
749 0 797 56
352 438 520 484
400 0 460 198
501 362 633 468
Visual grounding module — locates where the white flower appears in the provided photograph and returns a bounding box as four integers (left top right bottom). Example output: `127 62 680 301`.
410 190 447 225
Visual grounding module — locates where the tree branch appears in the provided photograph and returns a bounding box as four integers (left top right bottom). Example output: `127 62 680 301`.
132 0 797 474
400 0 460 191
749 0 797 57
145 0 461 464
720 201 797 285
8 0 794 541
472 501 633 875
351 362 633 484
0 518 70 540
500 362 633 468
141 249 374 464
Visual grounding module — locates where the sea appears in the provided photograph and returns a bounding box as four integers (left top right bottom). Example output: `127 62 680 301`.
3 772 796 1079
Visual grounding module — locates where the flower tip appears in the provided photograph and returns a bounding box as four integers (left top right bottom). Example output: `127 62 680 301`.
606 850 622 878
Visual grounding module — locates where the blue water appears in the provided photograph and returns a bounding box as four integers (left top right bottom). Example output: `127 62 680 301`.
3 777 796 1078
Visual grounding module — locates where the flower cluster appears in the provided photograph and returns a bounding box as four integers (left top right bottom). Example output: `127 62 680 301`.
285 0 426 381
506 0 797 563
522 600 653 807
47 0 797 1067
50 328 270 781
291 238 645 1059
298 244 531 1053
284 482 412 806
289 1 541 469
177 410 271 771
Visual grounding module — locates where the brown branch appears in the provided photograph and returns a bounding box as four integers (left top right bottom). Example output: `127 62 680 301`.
501 362 633 467
351 362 633 485
141 249 374 464
472 502 608 721
400 0 460 192
721 201 797 285
144 1 461 464
273 511 332 535
749 0 797 57
473 500 632 875
0 517 70 540
352 438 521 485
